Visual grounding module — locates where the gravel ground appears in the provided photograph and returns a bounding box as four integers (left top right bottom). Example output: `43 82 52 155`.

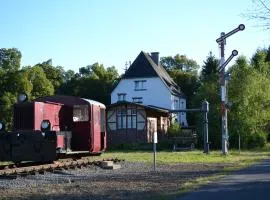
0 161 232 200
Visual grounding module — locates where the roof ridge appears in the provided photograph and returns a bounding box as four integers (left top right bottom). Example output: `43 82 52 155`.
143 51 183 96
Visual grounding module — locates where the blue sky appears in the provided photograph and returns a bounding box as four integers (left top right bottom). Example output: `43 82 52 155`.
0 0 269 74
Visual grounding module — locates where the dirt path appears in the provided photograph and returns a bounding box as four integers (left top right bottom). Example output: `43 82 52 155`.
0 162 233 200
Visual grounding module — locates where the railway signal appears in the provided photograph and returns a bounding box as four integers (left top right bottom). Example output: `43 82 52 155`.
216 24 245 155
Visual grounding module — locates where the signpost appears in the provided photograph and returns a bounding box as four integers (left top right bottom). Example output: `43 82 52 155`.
216 24 245 155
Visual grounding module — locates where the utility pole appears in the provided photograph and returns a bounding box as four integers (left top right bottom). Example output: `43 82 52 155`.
216 24 245 155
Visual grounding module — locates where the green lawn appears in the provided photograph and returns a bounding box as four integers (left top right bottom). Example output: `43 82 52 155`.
101 145 270 168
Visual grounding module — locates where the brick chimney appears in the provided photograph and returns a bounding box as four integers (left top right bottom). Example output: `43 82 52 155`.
151 52 159 66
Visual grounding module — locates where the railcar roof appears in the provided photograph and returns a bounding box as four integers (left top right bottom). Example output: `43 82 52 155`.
34 95 106 108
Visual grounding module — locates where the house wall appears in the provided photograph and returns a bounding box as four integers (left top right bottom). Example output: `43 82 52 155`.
106 103 170 146
111 77 187 126
111 77 171 110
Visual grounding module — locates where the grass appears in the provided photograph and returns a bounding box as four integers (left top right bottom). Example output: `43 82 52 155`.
101 144 270 199
101 148 270 167
1 145 270 200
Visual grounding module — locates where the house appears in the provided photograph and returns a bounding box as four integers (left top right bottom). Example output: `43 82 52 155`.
111 51 188 127
106 101 170 146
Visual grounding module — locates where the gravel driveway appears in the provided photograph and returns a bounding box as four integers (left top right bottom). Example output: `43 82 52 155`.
0 161 231 200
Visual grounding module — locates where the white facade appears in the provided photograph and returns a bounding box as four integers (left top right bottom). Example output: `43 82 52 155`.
111 77 188 127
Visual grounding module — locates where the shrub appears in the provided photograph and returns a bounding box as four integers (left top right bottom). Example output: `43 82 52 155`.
168 122 181 137
246 131 267 148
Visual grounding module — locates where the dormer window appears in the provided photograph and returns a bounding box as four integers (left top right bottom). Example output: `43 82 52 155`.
134 80 146 91
118 93 126 101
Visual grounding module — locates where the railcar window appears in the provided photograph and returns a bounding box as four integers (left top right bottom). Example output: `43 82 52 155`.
73 105 89 122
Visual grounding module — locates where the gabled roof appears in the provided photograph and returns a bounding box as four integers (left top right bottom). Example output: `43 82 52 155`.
122 51 185 98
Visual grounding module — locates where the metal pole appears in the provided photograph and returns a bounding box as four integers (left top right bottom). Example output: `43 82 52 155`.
203 111 209 153
153 131 157 172
238 133 241 154
153 143 156 172
202 101 209 154
219 32 228 155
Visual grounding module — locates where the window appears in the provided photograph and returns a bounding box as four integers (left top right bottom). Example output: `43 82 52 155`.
73 105 89 122
134 80 146 91
132 97 143 104
174 99 178 109
117 93 126 101
117 108 137 129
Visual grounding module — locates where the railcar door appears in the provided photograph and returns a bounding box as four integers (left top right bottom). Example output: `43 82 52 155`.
71 105 90 151
91 105 101 152
100 108 106 151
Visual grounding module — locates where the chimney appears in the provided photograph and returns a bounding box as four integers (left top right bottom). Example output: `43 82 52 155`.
151 52 159 66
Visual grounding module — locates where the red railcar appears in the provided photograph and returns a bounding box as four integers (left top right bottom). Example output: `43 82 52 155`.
0 95 106 163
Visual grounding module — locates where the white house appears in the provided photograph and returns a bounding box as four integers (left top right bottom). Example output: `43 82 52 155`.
111 51 188 127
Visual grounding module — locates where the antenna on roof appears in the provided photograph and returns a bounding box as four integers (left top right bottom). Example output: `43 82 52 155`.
124 61 132 72
124 62 129 72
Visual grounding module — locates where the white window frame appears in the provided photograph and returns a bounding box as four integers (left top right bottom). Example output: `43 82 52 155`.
117 93 126 101
134 80 147 91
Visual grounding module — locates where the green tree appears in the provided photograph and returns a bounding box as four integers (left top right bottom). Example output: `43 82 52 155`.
63 69 75 82
0 48 31 129
21 66 54 99
0 48 21 72
60 63 119 105
192 81 221 148
160 54 199 73
200 52 219 82
0 92 17 129
35 60 65 92
251 48 270 74
228 55 270 148
192 52 220 148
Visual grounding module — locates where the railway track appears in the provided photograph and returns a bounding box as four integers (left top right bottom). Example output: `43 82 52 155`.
0 158 122 177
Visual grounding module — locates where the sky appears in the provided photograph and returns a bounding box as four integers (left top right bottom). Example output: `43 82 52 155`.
0 0 269 74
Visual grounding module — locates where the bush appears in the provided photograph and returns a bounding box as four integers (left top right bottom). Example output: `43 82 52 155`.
246 131 267 148
168 122 181 137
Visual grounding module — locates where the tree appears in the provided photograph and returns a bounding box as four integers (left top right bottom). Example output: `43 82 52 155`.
60 63 119 105
250 47 270 74
168 70 199 108
228 55 270 148
21 66 54 99
192 80 221 148
200 52 219 82
35 60 65 92
191 52 221 148
0 48 31 129
63 69 75 82
160 54 199 73
0 48 21 73
245 0 270 30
